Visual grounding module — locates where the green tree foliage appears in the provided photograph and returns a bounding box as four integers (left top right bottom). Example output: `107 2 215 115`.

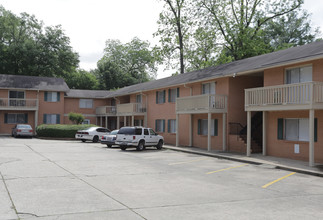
65 69 99 90
0 6 79 77
95 38 158 90
68 112 85 125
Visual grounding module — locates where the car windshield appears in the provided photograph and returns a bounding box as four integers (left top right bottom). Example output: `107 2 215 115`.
17 125 31 129
111 130 118 135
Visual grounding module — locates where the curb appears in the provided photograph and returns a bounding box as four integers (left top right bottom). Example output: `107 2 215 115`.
163 146 323 178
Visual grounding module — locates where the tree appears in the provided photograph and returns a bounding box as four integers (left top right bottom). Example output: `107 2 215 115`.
197 0 304 61
95 38 158 90
68 112 84 125
65 69 99 90
0 6 79 77
154 0 192 74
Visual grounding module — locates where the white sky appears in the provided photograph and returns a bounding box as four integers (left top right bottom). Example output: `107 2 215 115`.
0 0 322 79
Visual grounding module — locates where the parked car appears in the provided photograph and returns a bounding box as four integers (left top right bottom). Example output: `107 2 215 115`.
115 126 164 151
101 129 119 147
12 124 33 138
75 127 110 143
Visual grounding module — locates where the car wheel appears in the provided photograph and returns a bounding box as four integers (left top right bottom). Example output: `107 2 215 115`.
14 133 17 138
156 140 163 150
120 145 127 151
136 141 145 151
81 139 86 142
107 144 112 148
93 136 99 143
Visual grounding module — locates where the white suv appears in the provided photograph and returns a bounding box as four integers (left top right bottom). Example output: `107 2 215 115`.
115 127 164 151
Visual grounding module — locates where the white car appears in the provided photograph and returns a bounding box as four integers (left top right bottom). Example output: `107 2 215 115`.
115 126 164 151
75 127 110 143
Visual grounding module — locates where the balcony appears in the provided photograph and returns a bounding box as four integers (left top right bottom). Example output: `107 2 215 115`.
0 98 38 110
176 94 228 114
117 103 146 116
245 81 323 111
95 106 117 116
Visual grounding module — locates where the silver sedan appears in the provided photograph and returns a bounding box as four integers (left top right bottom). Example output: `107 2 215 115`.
12 124 33 138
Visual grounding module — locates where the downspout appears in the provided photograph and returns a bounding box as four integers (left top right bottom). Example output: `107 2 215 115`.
141 92 148 127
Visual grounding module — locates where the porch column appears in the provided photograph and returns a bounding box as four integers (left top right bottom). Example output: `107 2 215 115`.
176 114 179 146
117 116 120 129
262 111 266 156
189 114 193 146
222 113 226 151
208 113 211 151
144 114 148 127
132 115 134 126
105 116 108 129
124 116 127 126
309 109 315 167
247 111 251 156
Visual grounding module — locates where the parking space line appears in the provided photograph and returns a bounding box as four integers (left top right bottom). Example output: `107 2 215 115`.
168 158 210 165
262 172 296 189
206 164 248 174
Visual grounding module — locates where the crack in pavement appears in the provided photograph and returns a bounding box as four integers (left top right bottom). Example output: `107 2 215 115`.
23 144 147 220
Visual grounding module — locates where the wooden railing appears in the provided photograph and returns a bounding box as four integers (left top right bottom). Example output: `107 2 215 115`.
117 103 146 115
176 94 227 113
95 106 117 115
245 81 323 110
0 98 38 109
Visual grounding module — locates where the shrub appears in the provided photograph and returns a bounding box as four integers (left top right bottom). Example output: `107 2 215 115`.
68 112 85 124
36 124 96 138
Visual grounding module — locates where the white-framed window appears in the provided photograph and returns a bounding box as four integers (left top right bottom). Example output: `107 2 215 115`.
198 119 218 136
285 118 309 141
9 90 25 99
44 92 60 102
155 119 165 132
168 119 176 133
79 99 93 109
5 113 27 124
156 90 166 104
136 94 142 103
43 114 60 124
168 88 179 103
202 82 216 94
286 66 312 84
82 119 90 124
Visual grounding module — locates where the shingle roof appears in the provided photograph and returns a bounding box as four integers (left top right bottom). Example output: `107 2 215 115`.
65 89 112 98
0 74 69 92
107 40 323 98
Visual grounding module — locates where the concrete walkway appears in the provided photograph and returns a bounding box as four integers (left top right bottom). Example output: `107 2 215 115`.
163 145 323 177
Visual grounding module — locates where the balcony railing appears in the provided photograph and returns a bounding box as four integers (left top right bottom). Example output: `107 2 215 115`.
117 103 146 116
95 106 117 115
0 98 38 110
176 94 228 114
245 81 323 111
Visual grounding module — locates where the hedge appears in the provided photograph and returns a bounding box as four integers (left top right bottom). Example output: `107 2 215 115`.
36 124 97 138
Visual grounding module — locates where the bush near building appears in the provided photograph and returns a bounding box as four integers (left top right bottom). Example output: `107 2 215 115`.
36 124 96 138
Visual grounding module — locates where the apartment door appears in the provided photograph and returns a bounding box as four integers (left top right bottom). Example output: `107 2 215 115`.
202 82 216 108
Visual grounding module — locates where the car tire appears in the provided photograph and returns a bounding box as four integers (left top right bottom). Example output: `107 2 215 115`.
107 144 112 148
136 141 145 151
93 136 99 143
81 139 86 142
120 145 127 151
14 133 17 138
156 140 163 150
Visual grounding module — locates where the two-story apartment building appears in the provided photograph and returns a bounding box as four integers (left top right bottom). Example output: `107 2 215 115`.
1 41 323 166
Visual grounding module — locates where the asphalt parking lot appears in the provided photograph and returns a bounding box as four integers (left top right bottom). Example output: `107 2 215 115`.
0 137 323 220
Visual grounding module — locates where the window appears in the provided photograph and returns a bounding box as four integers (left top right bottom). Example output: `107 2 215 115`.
43 114 60 124
168 119 176 133
9 91 25 99
144 129 149 135
134 119 143 126
149 129 157 135
155 119 165 132
82 119 90 124
198 119 218 136
136 94 142 103
286 66 312 84
278 118 317 142
168 88 179 103
4 113 28 124
202 82 216 94
44 92 60 102
156 90 166 104
79 99 93 108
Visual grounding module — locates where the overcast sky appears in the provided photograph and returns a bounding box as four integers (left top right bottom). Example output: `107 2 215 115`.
0 0 322 79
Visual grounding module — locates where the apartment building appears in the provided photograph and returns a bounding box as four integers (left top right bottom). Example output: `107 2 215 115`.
1 41 323 166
